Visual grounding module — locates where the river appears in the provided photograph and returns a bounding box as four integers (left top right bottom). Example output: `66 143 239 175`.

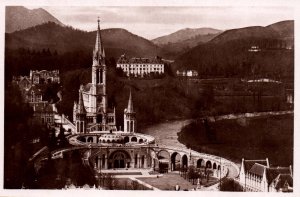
142 119 192 148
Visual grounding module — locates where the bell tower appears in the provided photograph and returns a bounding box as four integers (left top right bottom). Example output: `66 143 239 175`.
76 86 87 133
124 90 136 133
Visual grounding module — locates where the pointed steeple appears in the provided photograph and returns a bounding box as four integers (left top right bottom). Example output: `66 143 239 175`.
77 86 86 114
127 90 134 113
93 17 103 61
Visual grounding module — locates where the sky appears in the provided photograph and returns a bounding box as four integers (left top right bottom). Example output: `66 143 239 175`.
25 6 294 40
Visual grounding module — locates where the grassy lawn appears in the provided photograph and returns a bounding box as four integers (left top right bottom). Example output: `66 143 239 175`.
114 178 151 190
178 114 293 166
138 172 207 190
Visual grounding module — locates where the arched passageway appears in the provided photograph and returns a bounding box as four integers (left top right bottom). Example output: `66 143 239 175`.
182 154 188 168
109 151 131 169
124 136 129 143
139 139 143 143
213 163 217 169
171 152 181 171
131 137 137 142
197 159 204 168
206 160 212 169
157 150 170 172
87 137 93 143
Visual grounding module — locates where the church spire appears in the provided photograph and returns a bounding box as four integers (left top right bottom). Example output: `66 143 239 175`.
127 90 134 113
77 86 86 114
93 17 103 60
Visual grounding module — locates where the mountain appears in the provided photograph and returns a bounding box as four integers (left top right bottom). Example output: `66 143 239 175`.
153 28 222 58
5 22 161 58
210 20 294 44
5 6 64 33
174 20 294 79
152 28 222 45
5 22 163 80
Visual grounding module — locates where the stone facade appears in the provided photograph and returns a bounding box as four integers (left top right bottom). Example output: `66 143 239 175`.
30 70 60 84
117 54 164 77
73 19 117 133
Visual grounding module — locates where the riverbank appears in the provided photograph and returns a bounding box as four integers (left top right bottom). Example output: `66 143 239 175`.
177 113 293 166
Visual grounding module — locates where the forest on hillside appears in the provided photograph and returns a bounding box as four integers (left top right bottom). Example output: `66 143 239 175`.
175 38 294 80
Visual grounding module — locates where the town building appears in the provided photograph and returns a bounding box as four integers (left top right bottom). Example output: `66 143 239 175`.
238 158 293 192
32 102 58 126
176 69 198 77
13 71 61 128
30 70 60 84
116 54 164 77
24 85 43 103
17 76 32 90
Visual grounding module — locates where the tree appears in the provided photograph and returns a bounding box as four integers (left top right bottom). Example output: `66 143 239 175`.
220 178 243 191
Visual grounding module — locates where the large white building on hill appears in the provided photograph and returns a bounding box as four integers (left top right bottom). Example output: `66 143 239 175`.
116 54 164 77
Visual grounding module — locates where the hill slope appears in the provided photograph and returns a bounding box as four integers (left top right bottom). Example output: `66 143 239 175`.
5 6 64 33
154 28 222 58
152 27 222 45
174 20 294 79
210 20 294 44
5 22 161 58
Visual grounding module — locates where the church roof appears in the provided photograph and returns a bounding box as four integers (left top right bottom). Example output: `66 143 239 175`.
81 83 104 95
117 55 164 64
77 89 86 114
82 83 92 92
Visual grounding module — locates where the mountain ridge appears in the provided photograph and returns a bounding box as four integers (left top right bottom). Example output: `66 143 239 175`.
5 6 64 33
152 27 222 45
174 20 294 79
5 22 162 58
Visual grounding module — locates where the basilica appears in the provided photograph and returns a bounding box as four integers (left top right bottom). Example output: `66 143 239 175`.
72 19 135 134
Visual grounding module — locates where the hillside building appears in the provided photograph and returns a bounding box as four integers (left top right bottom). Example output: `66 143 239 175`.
116 54 164 77
238 158 293 192
248 45 261 52
176 69 198 77
32 102 58 125
13 71 61 128
30 70 60 84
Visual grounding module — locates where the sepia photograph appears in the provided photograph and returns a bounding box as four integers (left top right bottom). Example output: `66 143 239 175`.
1 0 297 195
